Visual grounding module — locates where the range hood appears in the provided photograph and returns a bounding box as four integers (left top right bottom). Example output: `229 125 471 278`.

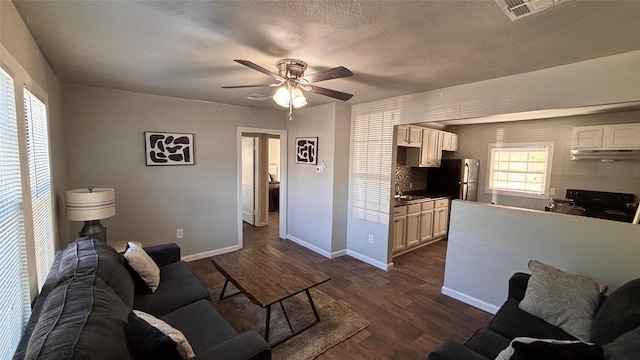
570 149 640 161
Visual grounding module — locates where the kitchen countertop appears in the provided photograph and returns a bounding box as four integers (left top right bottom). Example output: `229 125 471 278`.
394 194 449 207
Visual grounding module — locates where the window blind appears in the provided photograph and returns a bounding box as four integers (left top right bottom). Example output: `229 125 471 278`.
351 99 403 224
24 87 55 291
488 144 552 196
0 68 30 358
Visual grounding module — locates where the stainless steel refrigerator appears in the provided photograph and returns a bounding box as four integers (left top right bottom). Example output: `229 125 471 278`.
427 159 480 201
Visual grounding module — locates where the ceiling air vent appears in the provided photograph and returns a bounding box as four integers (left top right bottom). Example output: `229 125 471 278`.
495 0 569 21
245 93 271 101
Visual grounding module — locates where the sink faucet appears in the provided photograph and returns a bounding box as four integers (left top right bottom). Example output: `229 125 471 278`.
395 183 403 197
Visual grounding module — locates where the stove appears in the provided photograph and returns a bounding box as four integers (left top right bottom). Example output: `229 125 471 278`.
565 189 637 223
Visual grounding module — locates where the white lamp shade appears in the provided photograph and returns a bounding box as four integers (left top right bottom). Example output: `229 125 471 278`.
273 87 291 107
65 188 116 221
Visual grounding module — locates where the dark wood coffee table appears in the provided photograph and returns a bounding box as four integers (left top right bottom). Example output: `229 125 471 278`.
211 247 331 346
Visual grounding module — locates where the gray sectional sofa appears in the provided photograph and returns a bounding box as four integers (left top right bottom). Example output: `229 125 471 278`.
429 272 640 360
13 238 270 360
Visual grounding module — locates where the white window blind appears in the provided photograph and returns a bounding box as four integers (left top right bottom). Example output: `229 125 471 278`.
487 143 553 198
24 87 55 290
351 100 402 224
0 68 30 358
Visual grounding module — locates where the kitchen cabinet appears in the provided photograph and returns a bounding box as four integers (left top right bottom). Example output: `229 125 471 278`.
442 132 458 151
572 123 640 150
419 201 434 243
392 198 449 256
392 206 407 252
405 204 421 247
405 129 443 167
397 125 422 148
433 199 449 239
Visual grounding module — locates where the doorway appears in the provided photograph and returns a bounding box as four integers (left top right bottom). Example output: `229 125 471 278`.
237 127 287 248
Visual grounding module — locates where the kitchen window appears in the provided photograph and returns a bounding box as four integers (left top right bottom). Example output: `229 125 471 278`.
486 143 554 199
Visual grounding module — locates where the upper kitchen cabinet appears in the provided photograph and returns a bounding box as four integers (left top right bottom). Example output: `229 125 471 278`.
572 123 640 150
397 125 423 147
404 128 457 167
441 132 458 151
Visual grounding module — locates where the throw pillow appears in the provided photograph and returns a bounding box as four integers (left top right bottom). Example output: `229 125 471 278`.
591 277 640 345
133 310 195 360
495 337 603 360
602 325 640 360
123 242 160 293
518 260 607 342
126 312 181 360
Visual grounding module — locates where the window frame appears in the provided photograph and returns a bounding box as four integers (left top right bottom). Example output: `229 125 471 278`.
485 142 554 199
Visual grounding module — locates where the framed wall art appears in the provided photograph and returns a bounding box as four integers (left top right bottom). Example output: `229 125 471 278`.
295 137 318 165
145 131 194 166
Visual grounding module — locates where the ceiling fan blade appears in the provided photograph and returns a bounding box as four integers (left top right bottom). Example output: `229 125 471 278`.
234 59 284 81
221 84 278 89
305 84 353 101
302 66 353 84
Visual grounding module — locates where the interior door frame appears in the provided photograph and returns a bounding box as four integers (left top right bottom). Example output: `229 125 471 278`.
236 127 287 247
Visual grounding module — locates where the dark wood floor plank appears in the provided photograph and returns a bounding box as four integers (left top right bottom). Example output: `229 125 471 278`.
187 212 493 359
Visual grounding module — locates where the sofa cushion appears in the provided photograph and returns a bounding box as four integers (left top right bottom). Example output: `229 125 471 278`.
591 278 640 345
134 261 209 316
124 242 160 293
56 238 135 307
126 312 180 360
160 300 237 355
602 325 640 360
489 298 576 341
133 310 195 359
495 337 603 360
518 260 607 341
463 329 510 360
25 275 131 360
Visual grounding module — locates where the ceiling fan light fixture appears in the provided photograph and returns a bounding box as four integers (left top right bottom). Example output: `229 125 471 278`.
272 85 307 109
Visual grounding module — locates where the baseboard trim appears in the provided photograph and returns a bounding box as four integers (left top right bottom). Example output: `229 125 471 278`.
441 286 500 314
346 250 391 271
330 249 348 259
286 235 333 259
181 245 240 262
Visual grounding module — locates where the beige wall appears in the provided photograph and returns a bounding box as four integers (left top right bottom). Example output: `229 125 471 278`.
446 111 640 210
1 1 64 298
62 84 287 256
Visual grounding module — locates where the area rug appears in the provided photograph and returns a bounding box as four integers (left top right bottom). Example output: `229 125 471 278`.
209 285 369 360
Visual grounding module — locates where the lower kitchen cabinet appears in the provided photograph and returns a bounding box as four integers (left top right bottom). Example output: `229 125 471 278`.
392 198 449 256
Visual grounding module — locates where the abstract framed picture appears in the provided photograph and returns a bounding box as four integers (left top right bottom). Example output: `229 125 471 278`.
295 137 318 165
145 131 194 166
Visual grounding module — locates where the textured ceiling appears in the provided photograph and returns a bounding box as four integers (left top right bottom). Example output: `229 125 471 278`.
13 0 640 112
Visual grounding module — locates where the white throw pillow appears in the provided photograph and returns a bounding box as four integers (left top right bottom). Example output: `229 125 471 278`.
133 310 195 359
518 260 607 342
494 337 589 360
124 242 160 293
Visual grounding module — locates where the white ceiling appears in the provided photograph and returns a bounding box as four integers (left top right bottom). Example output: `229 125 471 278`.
13 1 640 112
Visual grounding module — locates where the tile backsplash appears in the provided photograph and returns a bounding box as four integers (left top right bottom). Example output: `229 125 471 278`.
395 147 429 192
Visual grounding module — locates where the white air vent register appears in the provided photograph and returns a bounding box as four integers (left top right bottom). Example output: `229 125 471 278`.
494 0 569 21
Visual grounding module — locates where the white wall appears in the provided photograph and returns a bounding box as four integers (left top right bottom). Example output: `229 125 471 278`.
1 1 65 298
446 111 640 210
62 84 287 256
286 103 350 257
443 200 640 313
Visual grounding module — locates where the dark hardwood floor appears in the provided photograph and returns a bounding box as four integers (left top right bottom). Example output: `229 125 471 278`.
187 212 492 359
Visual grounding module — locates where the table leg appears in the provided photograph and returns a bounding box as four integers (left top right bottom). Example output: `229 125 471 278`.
265 304 271 342
219 279 229 301
306 289 320 322
279 301 294 333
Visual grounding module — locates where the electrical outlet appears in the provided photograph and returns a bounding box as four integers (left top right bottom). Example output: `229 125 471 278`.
550 188 556 196
368 234 374 244
176 228 183 239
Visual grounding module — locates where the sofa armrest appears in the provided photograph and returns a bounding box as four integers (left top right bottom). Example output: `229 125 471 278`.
143 243 181 267
428 340 490 360
508 272 530 301
192 331 271 360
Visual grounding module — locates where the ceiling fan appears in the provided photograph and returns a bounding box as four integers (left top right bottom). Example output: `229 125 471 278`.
222 59 353 120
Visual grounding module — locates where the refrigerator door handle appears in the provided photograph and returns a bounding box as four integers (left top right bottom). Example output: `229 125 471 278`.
464 183 469 200
464 163 470 183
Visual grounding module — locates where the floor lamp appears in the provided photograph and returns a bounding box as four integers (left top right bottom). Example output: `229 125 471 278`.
65 187 116 242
